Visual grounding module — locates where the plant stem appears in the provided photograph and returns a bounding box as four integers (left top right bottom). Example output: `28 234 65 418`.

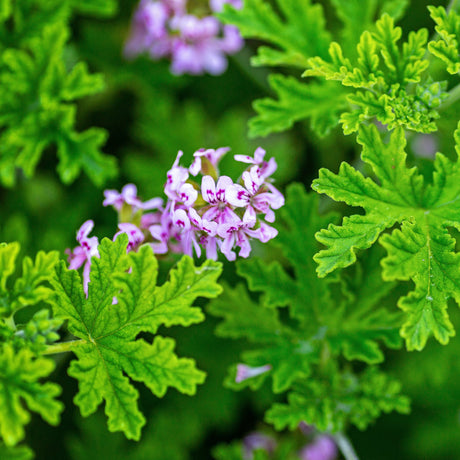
441 82 460 110
43 339 84 355
334 432 360 460
447 0 460 14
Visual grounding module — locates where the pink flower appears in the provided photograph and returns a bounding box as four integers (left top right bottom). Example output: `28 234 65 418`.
235 364 272 383
164 151 198 209
189 147 230 176
243 432 276 460
124 0 243 76
124 0 171 58
65 220 99 296
188 208 219 259
201 175 240 224
103 184 163 212
299 436 338 460
234 147 278 182
217 219 261 261
210 0 243 13
227 165 284 223
114 223 145 252
149 206 176 254
171 208 202 257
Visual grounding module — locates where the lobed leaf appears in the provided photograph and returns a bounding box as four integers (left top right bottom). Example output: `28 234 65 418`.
51 236 222 440
0 243 58 318
428 6 460 74
313 123 460 350
219 0 331 68
304 14 445 134
0 343 63 447
249 75 347 138
0 24 116 185
209 185 404 430
266 368 409 432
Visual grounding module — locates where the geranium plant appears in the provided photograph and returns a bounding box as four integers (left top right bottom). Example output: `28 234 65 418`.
1 1 460 459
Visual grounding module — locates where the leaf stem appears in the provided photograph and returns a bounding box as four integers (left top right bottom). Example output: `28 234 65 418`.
446 0 460 14
333 432 360 460
44 339 84 355
441 82 460 110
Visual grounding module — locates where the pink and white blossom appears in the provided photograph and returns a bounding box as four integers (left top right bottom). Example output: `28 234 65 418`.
65 220 100 296
227 165 284 223
201 175 240 224
125 0 243 76
103 183 163 212
189 147 230 176
114 223 145 252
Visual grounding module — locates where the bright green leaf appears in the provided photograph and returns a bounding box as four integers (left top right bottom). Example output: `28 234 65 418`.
51 236 222 440
313 123 460 350
0 343 63 447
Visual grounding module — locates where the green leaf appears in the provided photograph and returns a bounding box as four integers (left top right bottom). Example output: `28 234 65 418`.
313 123 460 350
51 236 222 440
0 24 116 185
330 0 410 53
327 246 403 363
0 242 59 318
0 343 63 447
428 6 460 74
210 183 402 436
0 442 33 460
304 14 445 134
219 0 331 68
266 367 409 432
249 75 347 138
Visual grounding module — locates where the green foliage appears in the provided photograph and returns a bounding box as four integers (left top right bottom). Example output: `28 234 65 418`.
219 0 342 138
0 443 33 460
219 0 331 68
0 242 59 319
266 367 410 433
70 0 118 17
330 0 410 53
50 235 222 440
209 184 406 432
305 14 447 134
313 123 460 351
0 342 63 447
249 75 348 138
0 24 116 186
428 6 460 74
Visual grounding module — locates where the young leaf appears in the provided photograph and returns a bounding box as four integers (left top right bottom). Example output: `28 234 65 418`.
51 236 222 440
0 343 63 447
304 14 446 134
0 24 116 185
428 6 460 74
313 123 460 350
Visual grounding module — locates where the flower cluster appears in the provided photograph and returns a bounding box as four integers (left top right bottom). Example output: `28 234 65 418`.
124 0 243 75
241 425 337 460
66 146 284 294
